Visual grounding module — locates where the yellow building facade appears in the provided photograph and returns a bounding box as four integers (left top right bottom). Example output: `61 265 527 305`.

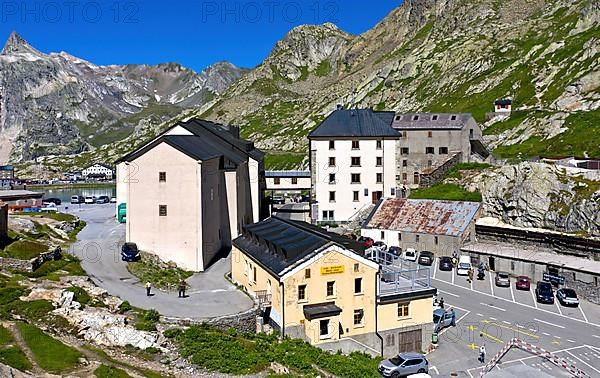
232 216 436 356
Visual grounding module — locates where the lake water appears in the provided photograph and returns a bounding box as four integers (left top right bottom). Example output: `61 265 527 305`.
39 186 116 202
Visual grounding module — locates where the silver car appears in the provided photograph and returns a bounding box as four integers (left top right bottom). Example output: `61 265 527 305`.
378 352 428 377
495 271 510 287
433 308 454 332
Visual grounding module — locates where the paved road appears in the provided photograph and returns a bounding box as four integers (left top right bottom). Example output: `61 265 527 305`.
420 258 600 377
63 204 253 319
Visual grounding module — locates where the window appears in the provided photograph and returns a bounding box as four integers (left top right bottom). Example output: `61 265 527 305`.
402 159 408 167
351 173 361 184
376 157 383 166
398 302 410 317
432 115 438 121
329 140 335 150
391 187 395 196
428 160 433 167
412 115 419 121
291 177 298 185
351 140 360 149
274 177 280 185
353 309 364 326
354 263 359 272
395 115 401 121
413 172 419 184
439 147 448 154
376 140 383 149
244 260 248 276
428 131 433 138
376 173 383 184
353 191 359 202
451 115 457 120
329 157 336 166
380 231 385 239
322 210 334 221
253 266 257 283
354 278 362 294
329 173 336 184
426 147 435 154
326 281 335 297
416 235 420 242
364 188 369 196
329 191 336 202
351 157 361 166
305 269 311 279
298 284 307 301
398 232 402 242
402 173 408 181
319 319 330 339
434 236 438 245
401 131 408 138
159 172 166 182
159 205 167 216
401 147 409 155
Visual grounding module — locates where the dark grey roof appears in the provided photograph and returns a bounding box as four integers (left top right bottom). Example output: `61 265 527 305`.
233 217 364 278
265 170 310 178
494 99 512 105
303 302 342 320
392 113 473 130
164 135 246 164
309 109 400 138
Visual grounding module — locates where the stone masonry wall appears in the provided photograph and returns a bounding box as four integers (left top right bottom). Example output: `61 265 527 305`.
419 152 462 188
0 247 61 272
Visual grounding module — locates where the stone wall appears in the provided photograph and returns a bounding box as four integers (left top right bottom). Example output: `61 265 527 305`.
162 305 260 334
419 152 462 188
0 203 7 240
0 246 61 272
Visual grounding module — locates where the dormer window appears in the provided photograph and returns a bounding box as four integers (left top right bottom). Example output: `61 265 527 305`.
450 115 457 121
395 115 402 121
412 115 419 121
432 115 438 121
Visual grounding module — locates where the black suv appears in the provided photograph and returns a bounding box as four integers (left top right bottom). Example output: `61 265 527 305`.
535 281 554 304
418 251 434 266
121 242 140 262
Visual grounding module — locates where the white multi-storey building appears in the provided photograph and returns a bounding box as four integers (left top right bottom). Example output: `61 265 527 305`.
82 163 113 179
309 108 399 224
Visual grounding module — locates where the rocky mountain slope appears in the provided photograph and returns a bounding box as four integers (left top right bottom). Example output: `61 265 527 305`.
0 31 246 163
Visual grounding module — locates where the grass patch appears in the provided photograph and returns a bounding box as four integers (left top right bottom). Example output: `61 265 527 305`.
315 60 331 77
264 152 306 170
410 183 482 202
1 240 48 260
94 364 133 378
17 322 83 373
13 212 77 222
127 253 192 291
0 325 33 372
165 324 382 377
135 309 160 332
446 163 492 178
21 254 86 281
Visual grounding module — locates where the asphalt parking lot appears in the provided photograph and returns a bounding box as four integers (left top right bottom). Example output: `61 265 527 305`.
419 257 600 377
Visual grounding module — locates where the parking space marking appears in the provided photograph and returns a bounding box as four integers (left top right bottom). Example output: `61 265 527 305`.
437 289 459 298
480 302 506 312
433 258 438 278
489 275 494 296
579 305 589 323
530 289 538 309
555 300 563 316
566 350 600 375
509 285 515 302
452 270 455 285
534 318 565 329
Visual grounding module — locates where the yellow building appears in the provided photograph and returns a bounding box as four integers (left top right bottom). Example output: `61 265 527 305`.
232 216 436 356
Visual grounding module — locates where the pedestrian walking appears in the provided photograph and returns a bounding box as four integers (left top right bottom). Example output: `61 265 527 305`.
439 297 445 309
468 268 473 283
451 308 456 326
145 281 152 296
178 280 187 298
479 344 486 363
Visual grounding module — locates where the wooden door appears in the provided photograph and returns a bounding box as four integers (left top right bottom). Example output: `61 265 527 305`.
398 329 422 353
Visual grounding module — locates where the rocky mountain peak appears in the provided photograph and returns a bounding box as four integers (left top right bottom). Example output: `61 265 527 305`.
1 31 43 56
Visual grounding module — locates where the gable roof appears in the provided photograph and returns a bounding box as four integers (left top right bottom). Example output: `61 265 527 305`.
494 99 512 106
392 113 473 130
233 216 368 278
363 198 481 237
265 170 311 178
115 117 263 165
308 109 399 138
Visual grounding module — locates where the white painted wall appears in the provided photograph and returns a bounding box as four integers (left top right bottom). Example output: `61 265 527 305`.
265 176 311 191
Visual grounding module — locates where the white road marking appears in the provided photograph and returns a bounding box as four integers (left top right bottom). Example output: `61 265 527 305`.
489 274 494 296
528 328 537 333
430 366 439 375
579 305 589 323
554 335 561 339
433 258 438 278
516 324 525 329
530 289 539 309
437 289 459 298
534 318 565 329
567 339 575 343
593 335 600 339
502 321 511 325
480 302 506 312
509 284 515 302
543 332 551 336
490 316 497 320
452 270 455 285
567 351 600 375
476 313 484 317
555 300 563 316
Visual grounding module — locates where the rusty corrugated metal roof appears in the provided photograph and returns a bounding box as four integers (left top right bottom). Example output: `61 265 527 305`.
364 198 480 236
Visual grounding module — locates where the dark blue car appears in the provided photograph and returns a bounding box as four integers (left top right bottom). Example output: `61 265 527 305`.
535 281 554 304
121 242 140 262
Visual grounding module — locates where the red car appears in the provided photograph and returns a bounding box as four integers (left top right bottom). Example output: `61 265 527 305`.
515 276 531 290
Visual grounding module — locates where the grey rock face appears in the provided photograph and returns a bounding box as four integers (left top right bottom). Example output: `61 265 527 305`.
0 32 245 163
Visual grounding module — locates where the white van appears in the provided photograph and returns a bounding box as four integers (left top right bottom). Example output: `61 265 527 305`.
457 255 472 275
404 248 418 262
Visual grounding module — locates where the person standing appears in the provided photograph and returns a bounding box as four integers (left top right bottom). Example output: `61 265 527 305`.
439 297 445 309
468 268 474 283
451 308 456 326
145 281 152 297
479 344 486 363
178 280 187 298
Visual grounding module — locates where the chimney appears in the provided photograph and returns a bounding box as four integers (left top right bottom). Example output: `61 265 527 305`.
336 104 343 110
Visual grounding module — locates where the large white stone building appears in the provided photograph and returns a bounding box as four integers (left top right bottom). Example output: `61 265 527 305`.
115 118 265 271
82 163 114 179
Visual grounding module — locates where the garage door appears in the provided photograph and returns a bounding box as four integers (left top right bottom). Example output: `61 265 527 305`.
398 329 422 353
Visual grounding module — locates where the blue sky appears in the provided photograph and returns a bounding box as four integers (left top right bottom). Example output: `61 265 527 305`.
1 0 401 72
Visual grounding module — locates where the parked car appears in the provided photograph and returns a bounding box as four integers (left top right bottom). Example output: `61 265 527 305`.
515 276 531 290
439 256 453 271
40 204 58 212
96 195 110 204
378 352 428 377
556 288 579 307
43 198 62 205
418 251 434 266
433 308 454 332
388 246 401 257
404 248 417 262
535 281 554 304
374 241 387 250
110 197 117 203
121 242 140 262
456 255 472 276
84 196 96 204
358 236 374 249
71 195 84 204
271 196 285 205
495 271 510 287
